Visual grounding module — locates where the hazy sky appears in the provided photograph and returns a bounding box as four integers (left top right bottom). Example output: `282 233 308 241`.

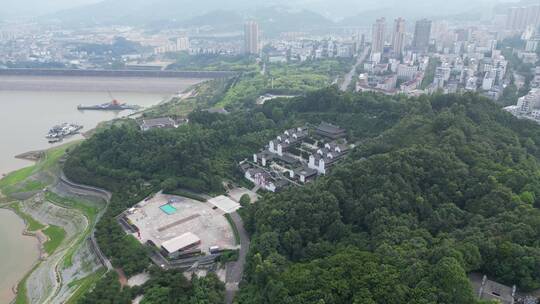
2 0 101 17
0 0 526 20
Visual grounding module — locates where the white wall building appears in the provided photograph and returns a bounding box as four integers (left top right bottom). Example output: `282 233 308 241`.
397 64 418 80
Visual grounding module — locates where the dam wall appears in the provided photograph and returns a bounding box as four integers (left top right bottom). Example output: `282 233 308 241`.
0 68 237 79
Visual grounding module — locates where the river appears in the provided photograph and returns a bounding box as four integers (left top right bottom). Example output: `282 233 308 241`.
0 76 205 303
0 209 39 303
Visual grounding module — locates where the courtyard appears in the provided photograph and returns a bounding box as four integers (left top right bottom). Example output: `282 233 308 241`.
124 192 237 255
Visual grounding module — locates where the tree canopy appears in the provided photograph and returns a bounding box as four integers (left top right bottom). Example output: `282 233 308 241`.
66 88 540 303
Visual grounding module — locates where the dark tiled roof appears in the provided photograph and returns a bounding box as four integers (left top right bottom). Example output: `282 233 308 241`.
206 108 229 114
141 117 175 128
294 167 318 176
317 122 345 135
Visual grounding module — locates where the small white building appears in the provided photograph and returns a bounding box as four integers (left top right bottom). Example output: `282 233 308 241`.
245 168 283 192
161 232 201 258
308 155 328 174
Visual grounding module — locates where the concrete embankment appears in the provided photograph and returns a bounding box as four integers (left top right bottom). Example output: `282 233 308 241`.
58 173 112 203
57 173 113 271
15 151 45 162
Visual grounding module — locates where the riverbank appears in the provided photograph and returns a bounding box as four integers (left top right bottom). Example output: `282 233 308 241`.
0 90 171 176
0 142 107 304
0 208 39 303
0 77 207 302
0 94 181 302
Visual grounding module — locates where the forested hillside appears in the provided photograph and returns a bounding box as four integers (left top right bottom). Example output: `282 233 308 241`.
65 88 540 303
237 92 540 303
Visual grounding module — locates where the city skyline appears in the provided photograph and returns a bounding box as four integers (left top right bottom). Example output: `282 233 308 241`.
2 1 540 304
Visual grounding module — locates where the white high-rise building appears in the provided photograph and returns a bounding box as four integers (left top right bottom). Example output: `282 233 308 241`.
397 64 418 80
372 18 386 54
392 18 406 56
244 21 260 55
506 5 540 31
176 36 190 51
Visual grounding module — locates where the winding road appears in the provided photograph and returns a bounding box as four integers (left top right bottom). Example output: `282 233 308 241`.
225 211 250 304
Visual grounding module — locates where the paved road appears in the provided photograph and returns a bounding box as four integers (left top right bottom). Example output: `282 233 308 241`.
339 47 371 92
225 212 250 304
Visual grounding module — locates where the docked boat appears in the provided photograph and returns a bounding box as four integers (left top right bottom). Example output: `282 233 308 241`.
77 92 139 111
46 123 83 142
77 100 140 111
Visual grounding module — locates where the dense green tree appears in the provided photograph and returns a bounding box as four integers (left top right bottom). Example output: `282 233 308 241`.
68 88 540 303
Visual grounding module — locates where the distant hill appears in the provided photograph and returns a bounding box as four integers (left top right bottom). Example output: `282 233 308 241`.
45 2 334 35
338 0 496 26
338 0 493 26
1 0 99 18
42 0 500 28
254 7 335 35
44 0 265 26
179 8 334 35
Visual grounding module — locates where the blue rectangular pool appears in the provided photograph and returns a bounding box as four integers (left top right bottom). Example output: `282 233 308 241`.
160 204 177 215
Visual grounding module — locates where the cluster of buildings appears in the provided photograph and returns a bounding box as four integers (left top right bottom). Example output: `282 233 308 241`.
265 37 359 63
355 12 521 97
505 82 540 123
244 20 358 61
0 18 362 70
502 8 540 124
152 35 190 54
0 25 174 69
0 4 538 96
241 122 350 192
0 23 248 69
428 49 508 98
505 4 540 32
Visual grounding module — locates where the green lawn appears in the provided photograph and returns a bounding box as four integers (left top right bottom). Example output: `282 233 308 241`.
0 167 34 190
0 141 79 195
34 141 79 173
9 202 45 232
43 225 67 255
13 263 40 304
17 180 47 194
45 192 99 222
216 59 353 108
